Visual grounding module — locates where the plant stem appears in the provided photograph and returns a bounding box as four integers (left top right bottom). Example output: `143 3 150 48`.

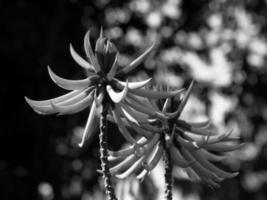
99 104 118 200
162 134 173 200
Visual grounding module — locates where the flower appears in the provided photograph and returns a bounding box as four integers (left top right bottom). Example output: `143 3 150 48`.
25 29 166 147
108 82 243 188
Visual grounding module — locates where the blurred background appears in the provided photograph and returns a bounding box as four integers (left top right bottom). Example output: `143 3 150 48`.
1 0 267 199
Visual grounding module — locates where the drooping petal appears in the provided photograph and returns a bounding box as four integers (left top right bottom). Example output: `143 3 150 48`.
136 143 163 180
170 146 194 168
25 89 82 107
78 99 97 147
106 82 128 103
202 142 244 152
83 30 102 73
110 154 140 175
198 149 226 162
111 105 137 144
190 150 239 179
176 135 200 150
70 43 95 71
108 137 148 160
119 104 140 126
48 66 95 90
120 103 153 124
117 43 155 75
51 89 95 115
181 147 222 188
126 121 153 139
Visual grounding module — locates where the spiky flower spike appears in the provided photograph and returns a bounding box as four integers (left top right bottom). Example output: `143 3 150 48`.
108 82 243 196
25 29 165 200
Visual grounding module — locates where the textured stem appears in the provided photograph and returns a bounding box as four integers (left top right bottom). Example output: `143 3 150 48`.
162 133 173 200
99 104 118 200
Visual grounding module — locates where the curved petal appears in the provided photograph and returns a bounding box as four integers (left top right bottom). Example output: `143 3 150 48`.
108 137 148 160
170 146 194 168
114 78 152 90
83 30 102 72
202 142 244 152
111 105 137 144
110 154 140 175
106 82 128 103
136 143 163 180
25 89 82 107
175 81 194 118
117 43 155 75
70 43 95 71
129 87 184 99
190 150 239 179
48 66 94 90
78 99 97 147
51 89 94 115
107 53 118 80
125 95 165 119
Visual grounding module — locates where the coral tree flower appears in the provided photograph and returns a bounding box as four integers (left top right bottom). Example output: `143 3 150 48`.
25 29 178 147
108 82 243 188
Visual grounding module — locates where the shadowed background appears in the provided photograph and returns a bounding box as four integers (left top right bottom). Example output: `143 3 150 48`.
1 0 267 199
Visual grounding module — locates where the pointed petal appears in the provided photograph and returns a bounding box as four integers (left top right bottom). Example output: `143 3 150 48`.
51 89 94 115
120 104 140 126
118 43 155 75
187 120 210 129
198 149 226 162
115 156 145 179
25 90 82 107
121 103 153 124
137 143 163 180
25 97 58 115
112 105 137 144
106 82 128 103
176 124 216 136
175 81 194 118
48 66 94 90
108 137 148 160
170 147 194 168
125 95 165 119
129 87 184 99
203 142 244 152
25 88 95 115
190 150 239 179
70 43 95 71
162 98 171 114
115 78 152 90
181 147 222 186
127 122 153 139
107 53 119 80
83 30 102 72
78 99 97 147
110 154 140 175
176 135 200 150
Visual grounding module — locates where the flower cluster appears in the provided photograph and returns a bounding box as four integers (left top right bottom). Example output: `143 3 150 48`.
108 82 243 188
25 29 242 200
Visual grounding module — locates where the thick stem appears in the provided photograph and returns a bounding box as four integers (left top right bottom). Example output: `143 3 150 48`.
162 133 173 200
99 104 118 200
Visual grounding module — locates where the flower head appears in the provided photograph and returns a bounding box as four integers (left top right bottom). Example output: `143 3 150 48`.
25 29 163 147
108 82 243 188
